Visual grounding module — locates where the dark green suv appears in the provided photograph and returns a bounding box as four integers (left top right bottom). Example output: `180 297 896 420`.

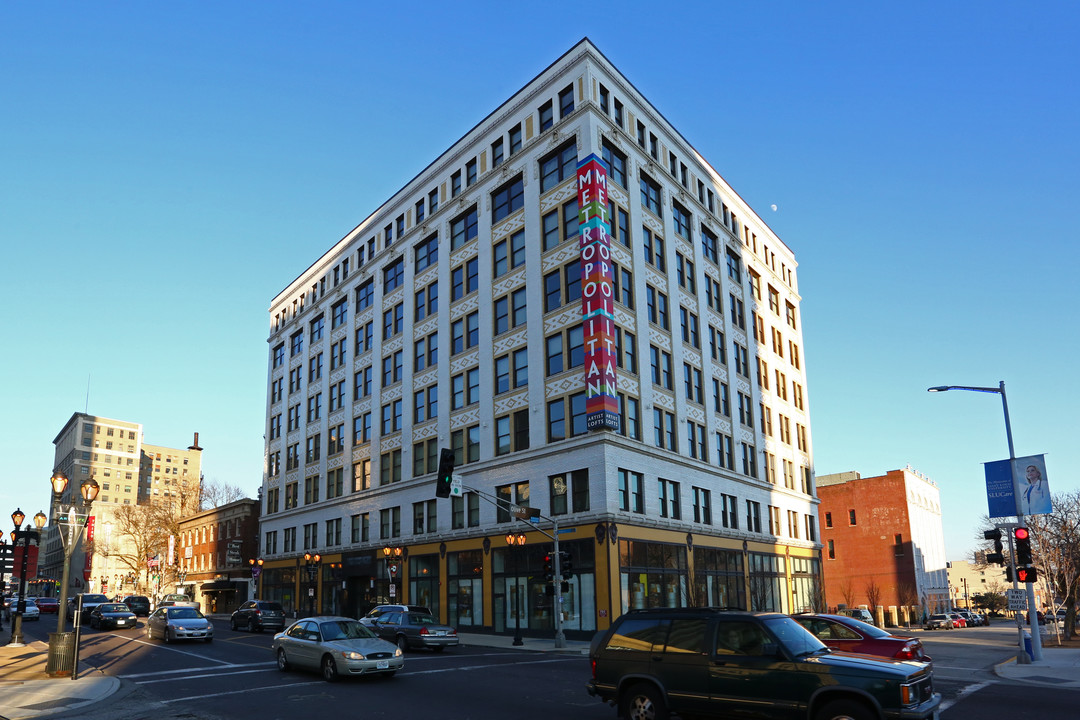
587 607 940 720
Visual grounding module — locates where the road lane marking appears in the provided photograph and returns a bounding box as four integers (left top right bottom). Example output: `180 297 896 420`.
128 636 236 663
122 662 276 679
939 681 992 712
161 680 325 703
136 667 279 684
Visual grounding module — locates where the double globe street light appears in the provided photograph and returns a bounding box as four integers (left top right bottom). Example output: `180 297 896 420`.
7 508 47 647
46 471 100 678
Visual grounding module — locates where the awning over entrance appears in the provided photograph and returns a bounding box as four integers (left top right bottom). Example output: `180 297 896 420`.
201 580 242 592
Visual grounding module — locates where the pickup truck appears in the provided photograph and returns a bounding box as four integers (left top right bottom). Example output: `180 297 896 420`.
157 593 200 612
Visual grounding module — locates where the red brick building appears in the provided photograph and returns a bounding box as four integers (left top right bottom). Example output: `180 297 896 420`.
817 469 949 624
177 498 260 614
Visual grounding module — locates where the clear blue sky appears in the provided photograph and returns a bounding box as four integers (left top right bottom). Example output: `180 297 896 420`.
3 2 1076 563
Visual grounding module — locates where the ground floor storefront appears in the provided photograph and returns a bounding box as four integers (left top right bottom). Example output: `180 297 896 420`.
255 520 821 639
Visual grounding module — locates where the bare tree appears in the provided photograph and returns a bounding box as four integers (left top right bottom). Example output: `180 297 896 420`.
865 579 882 624
898 582 920 627
199 477 247 510
1026 489 1080 639
110 504 178 592
838 578 857 610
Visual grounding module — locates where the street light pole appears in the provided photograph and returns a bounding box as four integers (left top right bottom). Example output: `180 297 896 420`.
303 552 321 617
505 533 526 646
928 381 1042 662
47 472 99 677
0 537 7 630
8 509 47 647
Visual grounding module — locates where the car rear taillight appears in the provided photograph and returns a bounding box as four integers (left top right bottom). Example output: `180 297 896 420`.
895 642 920 660
591 658 597 679
420 626 429 635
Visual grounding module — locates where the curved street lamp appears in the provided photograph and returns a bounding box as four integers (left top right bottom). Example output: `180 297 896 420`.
928 380 1040 663
303 553 321 617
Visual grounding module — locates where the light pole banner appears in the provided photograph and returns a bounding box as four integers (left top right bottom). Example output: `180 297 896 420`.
1014 454 1051 516
983 459 1016 518
984 453 1051 518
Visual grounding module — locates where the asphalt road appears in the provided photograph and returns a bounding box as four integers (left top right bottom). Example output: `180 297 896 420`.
15 616 1079 720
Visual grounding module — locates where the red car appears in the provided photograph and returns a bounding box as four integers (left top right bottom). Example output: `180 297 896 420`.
33 597 60 614
793 613 931 664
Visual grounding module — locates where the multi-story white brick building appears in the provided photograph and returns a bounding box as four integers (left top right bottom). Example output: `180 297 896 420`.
259 38 818 639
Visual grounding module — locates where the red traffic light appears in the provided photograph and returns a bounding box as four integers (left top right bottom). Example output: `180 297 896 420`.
1017 566 1038 583
1014 527 1029 541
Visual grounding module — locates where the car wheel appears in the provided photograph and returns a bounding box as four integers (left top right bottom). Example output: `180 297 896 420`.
814 698 874 720
164 628 172 643
396 635 409 652
619 683 668 720
276 648 290 672
231 618 238 631
321 654 339 682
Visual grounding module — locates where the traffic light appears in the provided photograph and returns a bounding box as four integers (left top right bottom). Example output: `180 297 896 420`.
1005 566 1014 583
984 528 1004 565
1017 566 1038 583
1014 527 1033 566
435 448 454 498
560 550 573 579
543 553 554 582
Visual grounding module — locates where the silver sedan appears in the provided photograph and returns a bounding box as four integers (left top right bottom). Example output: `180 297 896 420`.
273 616 404 682
146 605 214 643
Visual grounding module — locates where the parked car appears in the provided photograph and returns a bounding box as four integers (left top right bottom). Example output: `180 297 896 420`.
836 607 876 625
792 613 931 664
18 598 41 621
273 616 404 682
122 595 151 617
157 593 199 611
231 600 287 633
587 607 940 720
89 602 138 630
369 610 459 652
947 613 967 628
34 597 59 614
924 613 954 630
69 593 111 623
359 604 432 626
146 605 214 643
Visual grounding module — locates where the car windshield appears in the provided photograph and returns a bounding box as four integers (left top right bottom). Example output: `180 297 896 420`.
100 604 129 613
764 616 828 657
24 599 37 606
167 607 202 619
319 620 377 640
163 594 190 602
84 595 109 603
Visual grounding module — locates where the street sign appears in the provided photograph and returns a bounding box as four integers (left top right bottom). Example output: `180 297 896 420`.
1007 588 1026 611
389 583 397 598
510 504 540 520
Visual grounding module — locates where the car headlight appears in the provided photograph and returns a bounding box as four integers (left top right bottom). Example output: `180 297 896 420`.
341 651 365 660
394 648 404 657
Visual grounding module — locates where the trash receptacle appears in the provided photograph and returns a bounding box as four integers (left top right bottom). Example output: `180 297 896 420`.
1023 631 1033 661
46 631 76 677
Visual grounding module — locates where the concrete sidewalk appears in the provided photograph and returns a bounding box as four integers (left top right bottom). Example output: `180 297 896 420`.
993 645 1080 688
0 640 119 720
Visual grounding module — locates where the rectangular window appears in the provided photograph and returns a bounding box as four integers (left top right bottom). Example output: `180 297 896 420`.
558 84 574 117
658 478 681 519
640 172 661 216
538 99 553 131
601 140 627 188
540 142 578 193
492 176 524 223
491 137 504 168
383 257 405 292
693 487 712 525
617 469 645 513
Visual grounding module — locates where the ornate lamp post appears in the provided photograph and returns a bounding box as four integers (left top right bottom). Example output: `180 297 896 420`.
505 533 526 646
249 557 263 597
382 546 403 603
0 536 7 629
7 509 47 646
46 471 99 677
303 553 321 616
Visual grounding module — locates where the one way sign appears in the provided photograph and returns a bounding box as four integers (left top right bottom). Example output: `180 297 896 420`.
0 544 13 573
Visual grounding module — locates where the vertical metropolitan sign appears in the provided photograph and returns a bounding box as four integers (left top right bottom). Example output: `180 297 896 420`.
578 154 619 431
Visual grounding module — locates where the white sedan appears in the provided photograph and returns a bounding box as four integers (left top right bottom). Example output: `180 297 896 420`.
146 605 213 643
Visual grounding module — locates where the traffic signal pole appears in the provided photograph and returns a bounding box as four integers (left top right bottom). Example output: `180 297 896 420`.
999 384 1042 662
